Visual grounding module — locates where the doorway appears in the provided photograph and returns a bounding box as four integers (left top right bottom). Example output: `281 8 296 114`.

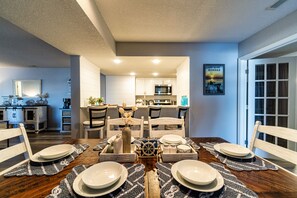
239 57 297 158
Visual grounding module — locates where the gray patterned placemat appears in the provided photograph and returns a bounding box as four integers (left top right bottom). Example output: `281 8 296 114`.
200 142 278 171
93 139 108 152
4 144 89 177
156 162 258 198
47 163 145 198
184 137 200 151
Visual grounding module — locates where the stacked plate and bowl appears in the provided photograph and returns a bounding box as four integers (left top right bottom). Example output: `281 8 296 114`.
159 134 187 145
31 144 76 163
171 160 224 192
73 162 128 197
214 143 255 159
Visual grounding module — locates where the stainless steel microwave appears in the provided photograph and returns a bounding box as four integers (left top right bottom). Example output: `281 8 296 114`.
154 84 172 95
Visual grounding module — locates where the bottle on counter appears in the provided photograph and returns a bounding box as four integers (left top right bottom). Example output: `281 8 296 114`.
113 134 123 154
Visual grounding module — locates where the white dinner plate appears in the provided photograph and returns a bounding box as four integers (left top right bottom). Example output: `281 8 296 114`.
73 164 128 197
214 144 255 159
177 160 217 185
30 146 75 163
160 135 187 145
171 161 224 192
219 143 251 157
107 135 135 144
39 144 74 159
82 162 123 189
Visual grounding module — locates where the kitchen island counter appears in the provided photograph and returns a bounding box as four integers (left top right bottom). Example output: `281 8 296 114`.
80 105 190 137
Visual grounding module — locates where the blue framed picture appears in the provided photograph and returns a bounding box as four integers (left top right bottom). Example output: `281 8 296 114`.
203 64 225 95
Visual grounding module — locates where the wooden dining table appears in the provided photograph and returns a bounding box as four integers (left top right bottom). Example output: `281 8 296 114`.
0 137 297 198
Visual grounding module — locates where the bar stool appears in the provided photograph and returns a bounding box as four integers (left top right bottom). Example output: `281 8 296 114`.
118 106 136 118
144 106 162 128
83 106 108 139
149 106 161 129
165 107 188 130
177 107 188 128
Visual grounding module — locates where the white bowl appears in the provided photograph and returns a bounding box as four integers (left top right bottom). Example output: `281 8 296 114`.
177 145 191 153
39 144 73 159
82 162 123 189
219 143 250 157
177 160 217 185
162 134 183 144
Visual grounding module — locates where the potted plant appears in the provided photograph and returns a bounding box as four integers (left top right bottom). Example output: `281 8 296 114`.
96 97 104 105
88 96 96 106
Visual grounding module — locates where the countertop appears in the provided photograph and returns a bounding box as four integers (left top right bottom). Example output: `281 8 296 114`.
80 105 189 109
0 105 48 108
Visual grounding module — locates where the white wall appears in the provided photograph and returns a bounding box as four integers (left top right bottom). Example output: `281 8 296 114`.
0 67 70 130
71 55 101 138
79 56 101 107
176 58 190 105
106 76 135 105
117 42 238 143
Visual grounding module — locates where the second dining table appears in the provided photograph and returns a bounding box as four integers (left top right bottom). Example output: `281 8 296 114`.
0 137 297 197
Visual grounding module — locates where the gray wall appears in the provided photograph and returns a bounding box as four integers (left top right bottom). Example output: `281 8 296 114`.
117 42 238 143
239 10 297 57
100 73 106 100
0 67 70 130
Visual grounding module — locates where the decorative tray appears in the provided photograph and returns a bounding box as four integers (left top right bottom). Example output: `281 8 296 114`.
99 144 137 163
160 144 198 162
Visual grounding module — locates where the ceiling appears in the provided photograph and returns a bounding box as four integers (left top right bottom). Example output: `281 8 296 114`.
95 0 297 42
0 0 297 76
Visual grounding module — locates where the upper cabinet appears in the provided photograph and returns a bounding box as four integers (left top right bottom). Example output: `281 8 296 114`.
135 78 145 95
136 78 177 95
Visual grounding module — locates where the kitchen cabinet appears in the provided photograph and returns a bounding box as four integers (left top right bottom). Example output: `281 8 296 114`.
60 108 71 132
24 106 47 133
0 106 47 132
136 78 145 95
145 79 155 95
7 107 24 124
136 78 177 96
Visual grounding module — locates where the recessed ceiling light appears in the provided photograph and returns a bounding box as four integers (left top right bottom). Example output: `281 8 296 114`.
152 59 160 64
130 72 136 76
113 59 122 64
152 72 159 76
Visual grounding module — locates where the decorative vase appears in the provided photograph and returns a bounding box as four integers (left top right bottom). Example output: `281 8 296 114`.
122 126 131 153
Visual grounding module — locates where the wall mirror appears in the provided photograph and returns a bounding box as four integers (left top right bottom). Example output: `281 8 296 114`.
13 80 42 97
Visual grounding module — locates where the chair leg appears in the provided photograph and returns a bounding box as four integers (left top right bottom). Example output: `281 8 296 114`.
100 128 104 139
84 129 88 139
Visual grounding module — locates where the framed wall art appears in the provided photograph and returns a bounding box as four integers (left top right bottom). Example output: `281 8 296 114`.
203 64 225 95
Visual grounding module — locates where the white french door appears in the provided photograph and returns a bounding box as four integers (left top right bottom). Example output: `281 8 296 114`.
248 57 296 156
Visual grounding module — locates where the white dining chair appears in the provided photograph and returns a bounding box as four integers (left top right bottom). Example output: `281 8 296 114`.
148 116 185 138
83 106 108 139
106 116 144 138
0 123 32 176
250 121 297 173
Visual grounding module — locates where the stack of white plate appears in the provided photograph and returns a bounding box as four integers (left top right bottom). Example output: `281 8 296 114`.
73 161 128 197
30 144 76 163
214 143 255 159
160 134 187 145
171 160 224 192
